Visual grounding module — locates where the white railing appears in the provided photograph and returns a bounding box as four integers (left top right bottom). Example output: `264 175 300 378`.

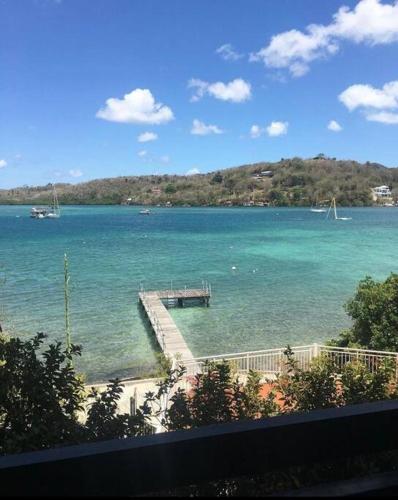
182 343 398 378
139 280 211 298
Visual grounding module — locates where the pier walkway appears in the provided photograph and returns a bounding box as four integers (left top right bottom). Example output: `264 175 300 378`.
138 286 210 363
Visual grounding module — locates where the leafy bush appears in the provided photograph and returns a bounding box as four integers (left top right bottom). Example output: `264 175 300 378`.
331 273 398 351
0 333 151 455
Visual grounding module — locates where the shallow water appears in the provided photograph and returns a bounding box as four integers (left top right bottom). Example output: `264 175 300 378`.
1 205 397 382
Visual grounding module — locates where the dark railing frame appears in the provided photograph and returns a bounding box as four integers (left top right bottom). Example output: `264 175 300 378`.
1 400 398 496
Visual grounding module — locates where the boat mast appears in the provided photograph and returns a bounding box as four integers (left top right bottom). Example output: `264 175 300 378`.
53 184 60 216
333 198 338 219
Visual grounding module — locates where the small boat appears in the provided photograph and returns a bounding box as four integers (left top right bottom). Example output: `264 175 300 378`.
30 184 61 219
30 207 48 219
310 198 327 213
139 209 151 215
326 197 352 221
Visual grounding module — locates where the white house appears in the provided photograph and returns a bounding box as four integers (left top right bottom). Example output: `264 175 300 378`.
372 185 392 199
251 170 273 180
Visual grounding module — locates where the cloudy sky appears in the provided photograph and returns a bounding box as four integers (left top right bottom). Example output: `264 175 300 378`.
1 0 398 187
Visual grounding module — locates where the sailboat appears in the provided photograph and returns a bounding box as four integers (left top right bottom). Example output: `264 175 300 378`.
310 205 327 213
326 197 352 221
45 184 61 218
310 197 327 213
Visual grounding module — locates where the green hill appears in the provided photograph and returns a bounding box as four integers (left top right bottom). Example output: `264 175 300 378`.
1 156 397 207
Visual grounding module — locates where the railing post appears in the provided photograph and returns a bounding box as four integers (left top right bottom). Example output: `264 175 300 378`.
130 388 137 416
313 343 319 360
246 353 250 373
396 355 398 382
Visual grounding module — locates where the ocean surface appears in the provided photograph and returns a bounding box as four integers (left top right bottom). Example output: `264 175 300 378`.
1 205 397 383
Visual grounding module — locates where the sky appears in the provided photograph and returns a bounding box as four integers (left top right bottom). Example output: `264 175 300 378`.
1 0 398 188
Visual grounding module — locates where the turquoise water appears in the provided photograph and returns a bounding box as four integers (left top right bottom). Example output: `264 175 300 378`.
1 205 398 382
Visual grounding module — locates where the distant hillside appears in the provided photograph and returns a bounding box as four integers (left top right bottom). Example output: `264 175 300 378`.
1 156 397 207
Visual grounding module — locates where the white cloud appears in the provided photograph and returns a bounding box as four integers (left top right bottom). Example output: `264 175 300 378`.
138 150 147 157
251 0 398 77
333 0 398 44
250 25 335 77
188 78 251 103
188 79 208 102
266 121 289 136
339 80 398 124
191 119 224 135
339 81 398 111
216 43 243 61
69 169 83 178
137 131 158 143
366 111 398 123
250 122 289 137
186 168 200 175
250 124 263 138
328 120 343 132
96 88 174 124
0 159 7 169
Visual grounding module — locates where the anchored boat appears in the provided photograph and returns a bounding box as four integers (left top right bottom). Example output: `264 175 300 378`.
46 184 61 218
30 184 61 219
30 207 48 219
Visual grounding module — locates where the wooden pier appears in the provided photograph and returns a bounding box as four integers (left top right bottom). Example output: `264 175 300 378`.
138 288 210 363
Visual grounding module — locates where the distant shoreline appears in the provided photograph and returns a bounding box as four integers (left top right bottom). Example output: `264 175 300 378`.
1 158 396 208
0 202 388 208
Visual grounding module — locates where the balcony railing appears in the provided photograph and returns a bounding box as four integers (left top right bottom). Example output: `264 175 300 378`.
1 400 398 496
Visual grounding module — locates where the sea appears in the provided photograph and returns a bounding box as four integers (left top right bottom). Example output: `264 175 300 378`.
1 205 397 383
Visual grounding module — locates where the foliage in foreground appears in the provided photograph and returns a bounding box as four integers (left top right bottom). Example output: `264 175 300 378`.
165 364 276 431
0 333 150 455
1 331 398 456
276 346 397 412
331 273 398 352
2 332 398 495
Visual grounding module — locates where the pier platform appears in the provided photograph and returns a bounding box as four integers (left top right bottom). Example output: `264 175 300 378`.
138 287 210 363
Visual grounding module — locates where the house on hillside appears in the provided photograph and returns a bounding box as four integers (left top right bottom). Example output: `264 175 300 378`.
251 170 273 180
372 185 392 201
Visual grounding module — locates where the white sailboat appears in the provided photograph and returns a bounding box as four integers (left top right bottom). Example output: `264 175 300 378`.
310 197 327 213
46 184 61 218
326 197 352 221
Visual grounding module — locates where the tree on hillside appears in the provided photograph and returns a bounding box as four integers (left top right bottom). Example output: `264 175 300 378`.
165 183 177 194
211 172 223 184
330 273 398 351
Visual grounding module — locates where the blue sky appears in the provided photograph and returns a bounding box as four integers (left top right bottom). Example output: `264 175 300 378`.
1 0 398 188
